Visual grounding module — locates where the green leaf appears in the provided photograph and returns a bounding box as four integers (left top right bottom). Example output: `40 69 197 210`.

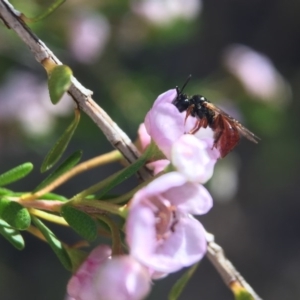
0 187 13 196
39 192 68 202
78 152 149 200
168 263 199 300
0 162 33 187
32 216 72 270
99 159 147 198
0 219 25 250
48 65 72 104
41 110 80 172
35 150 82 191
61 205 97 241
27 0 66 23
71 141 155 203
94 142 158 198
0 199 31 230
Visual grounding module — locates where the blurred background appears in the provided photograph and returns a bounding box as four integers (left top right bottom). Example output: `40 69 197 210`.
1 0 300 299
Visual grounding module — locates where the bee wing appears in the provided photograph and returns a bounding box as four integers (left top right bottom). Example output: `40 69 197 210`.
205 102 260 143
236 124 260 143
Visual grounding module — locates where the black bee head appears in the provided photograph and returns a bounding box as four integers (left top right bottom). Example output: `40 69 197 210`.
172 86 190 112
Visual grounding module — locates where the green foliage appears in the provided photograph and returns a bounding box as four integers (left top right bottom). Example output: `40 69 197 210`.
35 150 82 191
94 145 153 199
0 163 33 187
29 0 66 23
41 110 80 172
0 199 31 230
39 192 68 202
32 216 72 270
61 205 98 241
0 187 13 196
168 263 199 300
0 219 25 250
48 65 72 104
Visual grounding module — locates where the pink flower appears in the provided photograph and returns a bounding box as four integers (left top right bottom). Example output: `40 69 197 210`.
145 89 184 158
68 12 110 64
67 245 151 300
143 89 219 180
67 245 111 300
223 44 291 103
126 172 212 274
131 0 202 26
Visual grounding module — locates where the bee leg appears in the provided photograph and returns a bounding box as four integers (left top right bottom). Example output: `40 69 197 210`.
189 118 208 134
184 104 195 123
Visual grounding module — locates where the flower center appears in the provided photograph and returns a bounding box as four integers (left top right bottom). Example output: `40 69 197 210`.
149 197 178 240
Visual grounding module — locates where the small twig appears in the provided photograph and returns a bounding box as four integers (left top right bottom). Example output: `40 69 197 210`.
205 233 262 300
29 208 68 226
24 150 122 200
0 1 262 299
26 225 47 242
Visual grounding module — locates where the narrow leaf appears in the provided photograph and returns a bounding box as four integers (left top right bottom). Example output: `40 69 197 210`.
35 150 82 191
94 144 156 198
39 193 68 202
0 187 13 196
169 263 199 300
0 219 25 250
0 162 33 187
79 154 148 200
61 205 97 241
27 0 66 23
32 216 72 270
41 109 80 172
48 65 72 104
0 199 31 230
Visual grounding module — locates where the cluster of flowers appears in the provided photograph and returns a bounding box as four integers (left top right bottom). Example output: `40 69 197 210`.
67 90 220 300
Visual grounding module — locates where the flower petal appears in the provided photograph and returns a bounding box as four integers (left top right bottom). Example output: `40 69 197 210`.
145 102 184 158
94 256 151 300
152 89 177 108
135 216 207 273
172 134 218 183
136 123 151 152
67 245 112 300
126 204 157 257
135 172 186 202
146 159 170 175
167 183 213 215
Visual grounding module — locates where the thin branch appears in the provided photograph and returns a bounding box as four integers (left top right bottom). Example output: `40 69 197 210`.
0 1 262 299
26 150 122 200
0 0 151 181
205 232 262 300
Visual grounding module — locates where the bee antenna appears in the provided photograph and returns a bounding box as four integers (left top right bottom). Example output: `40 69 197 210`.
180 74 192 93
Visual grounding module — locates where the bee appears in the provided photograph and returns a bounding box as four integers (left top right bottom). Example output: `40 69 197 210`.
172 76 260 158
